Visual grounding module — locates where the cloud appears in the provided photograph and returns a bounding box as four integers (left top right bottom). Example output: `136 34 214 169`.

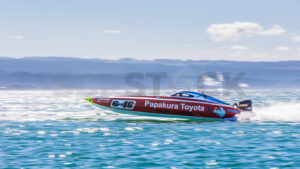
203 76 221 86
230 45 248 50
103 30 121 34
259 25 286 35
12 35 24 40
206 22 285 41
275 46 290 51
239 83 249 88
292 36 300 42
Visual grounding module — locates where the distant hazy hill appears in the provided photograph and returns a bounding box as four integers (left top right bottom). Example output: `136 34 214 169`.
0 57 299 89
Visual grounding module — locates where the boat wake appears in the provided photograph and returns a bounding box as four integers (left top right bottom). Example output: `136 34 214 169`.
2 101 300 122
238 101 300 122
1 90 299 123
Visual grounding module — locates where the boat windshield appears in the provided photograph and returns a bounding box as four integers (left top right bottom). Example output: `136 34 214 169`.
171 91 230 105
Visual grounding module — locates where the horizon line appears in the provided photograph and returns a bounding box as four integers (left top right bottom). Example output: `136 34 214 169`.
1 56 299 63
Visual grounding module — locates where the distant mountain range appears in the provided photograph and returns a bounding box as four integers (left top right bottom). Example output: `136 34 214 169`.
0 57 299 89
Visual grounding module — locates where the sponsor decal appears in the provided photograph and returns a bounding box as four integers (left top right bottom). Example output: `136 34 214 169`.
181 103 205 112
111 100 136 110
145 101 179 109
213 107 226 117
227 109 240 113
144 101 205 112
239 103 248 107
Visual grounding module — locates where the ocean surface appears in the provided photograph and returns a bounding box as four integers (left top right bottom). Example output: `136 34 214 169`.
0 89 300 168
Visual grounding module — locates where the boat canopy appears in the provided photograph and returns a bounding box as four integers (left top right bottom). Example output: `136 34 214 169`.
171 91 230 105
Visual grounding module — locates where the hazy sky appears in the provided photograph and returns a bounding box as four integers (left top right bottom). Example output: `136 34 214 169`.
1 0 300 61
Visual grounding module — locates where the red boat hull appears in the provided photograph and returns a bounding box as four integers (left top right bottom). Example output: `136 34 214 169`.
86 96 241 121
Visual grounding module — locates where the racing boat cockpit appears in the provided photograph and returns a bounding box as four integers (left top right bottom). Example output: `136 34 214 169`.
171 91 230 106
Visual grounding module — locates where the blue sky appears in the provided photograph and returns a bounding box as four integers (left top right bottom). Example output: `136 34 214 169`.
0 0 300 61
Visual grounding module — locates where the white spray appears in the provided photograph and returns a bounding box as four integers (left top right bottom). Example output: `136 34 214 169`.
238 101 300 122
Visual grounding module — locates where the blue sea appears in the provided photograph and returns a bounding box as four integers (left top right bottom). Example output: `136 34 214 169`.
1 89 300 168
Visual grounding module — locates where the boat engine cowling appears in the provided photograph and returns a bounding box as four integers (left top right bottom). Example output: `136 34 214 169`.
233 99 252 111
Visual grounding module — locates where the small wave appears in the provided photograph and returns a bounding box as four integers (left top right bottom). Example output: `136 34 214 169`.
238 101 300 122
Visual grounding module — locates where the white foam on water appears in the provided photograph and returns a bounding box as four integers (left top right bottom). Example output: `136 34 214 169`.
125 127 135 131
238 101 300 122
164 139 173 145
48 154 55 158
37 130 46 135
59 154 66 158
99 127 110 132
132 127 143 130
1 90 300 122
0 90 171 122
205 160 218 166
151 142 159 146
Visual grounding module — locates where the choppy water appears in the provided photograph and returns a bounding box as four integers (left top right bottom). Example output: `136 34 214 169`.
1 89 300 168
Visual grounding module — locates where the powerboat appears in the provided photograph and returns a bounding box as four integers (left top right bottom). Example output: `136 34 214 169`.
85 91 252 121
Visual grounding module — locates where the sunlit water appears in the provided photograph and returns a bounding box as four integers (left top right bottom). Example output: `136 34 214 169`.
0 89 300 168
